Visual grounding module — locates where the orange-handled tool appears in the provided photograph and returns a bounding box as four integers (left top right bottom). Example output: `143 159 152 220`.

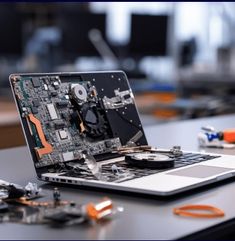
220 129 235 143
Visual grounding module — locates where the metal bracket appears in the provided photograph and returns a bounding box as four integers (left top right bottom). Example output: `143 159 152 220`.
102 89 134 109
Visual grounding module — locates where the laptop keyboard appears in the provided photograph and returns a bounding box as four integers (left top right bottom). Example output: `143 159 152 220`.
61 153 220 183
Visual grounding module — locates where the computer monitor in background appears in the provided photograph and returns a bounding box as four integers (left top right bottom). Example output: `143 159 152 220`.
129 14 169 58
0 4 23 57
59 12 106 61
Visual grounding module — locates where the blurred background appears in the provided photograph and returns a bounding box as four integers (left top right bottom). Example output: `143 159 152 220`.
2 2 235 148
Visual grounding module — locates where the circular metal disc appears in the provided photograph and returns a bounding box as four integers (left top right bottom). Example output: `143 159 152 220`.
132 153 171 161
125 152 175 169
72 84 87 103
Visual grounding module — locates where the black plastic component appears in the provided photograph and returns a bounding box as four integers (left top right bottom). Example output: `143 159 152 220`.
54 84 59 90
56 101 69 108
31 107 38 114
31 77 41 88
54 120 65 130
61 113 67 119
32 99 40 107
45 212 71 223
105 140 112 148
6 184 25 199
51 91 58 97
0 201 9 212
80 102 107 138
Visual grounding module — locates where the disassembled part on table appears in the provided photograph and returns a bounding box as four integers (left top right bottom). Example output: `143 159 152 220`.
0 179 42 200
0 179 121 226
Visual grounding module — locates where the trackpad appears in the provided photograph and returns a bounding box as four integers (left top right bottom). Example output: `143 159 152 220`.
167 165 234 178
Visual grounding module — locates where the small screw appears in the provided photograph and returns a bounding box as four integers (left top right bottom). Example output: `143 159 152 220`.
53 187 61 202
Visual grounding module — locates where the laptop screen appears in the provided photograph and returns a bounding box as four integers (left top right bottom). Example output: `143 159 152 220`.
10 72 147 173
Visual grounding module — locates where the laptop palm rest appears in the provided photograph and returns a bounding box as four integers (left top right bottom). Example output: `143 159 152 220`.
166 165 234 179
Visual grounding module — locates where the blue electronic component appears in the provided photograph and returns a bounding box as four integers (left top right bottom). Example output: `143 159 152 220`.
205 132 220 142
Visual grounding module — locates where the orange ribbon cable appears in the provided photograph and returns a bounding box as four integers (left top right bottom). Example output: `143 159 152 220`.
28 114 53 158
173 204 225 218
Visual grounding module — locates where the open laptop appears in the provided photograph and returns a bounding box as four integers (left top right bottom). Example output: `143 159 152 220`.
10 71 235 196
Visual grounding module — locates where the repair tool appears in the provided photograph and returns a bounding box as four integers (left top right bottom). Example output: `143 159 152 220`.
198 126 235 148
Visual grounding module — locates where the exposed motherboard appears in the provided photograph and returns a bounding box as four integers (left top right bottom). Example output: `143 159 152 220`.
10 72 147 177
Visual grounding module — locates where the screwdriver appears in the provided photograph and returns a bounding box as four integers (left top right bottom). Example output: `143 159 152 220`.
202 126 235 143
219 129 235 143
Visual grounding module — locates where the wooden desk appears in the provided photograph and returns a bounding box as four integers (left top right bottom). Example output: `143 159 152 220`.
1 114 235 239
0 99 25 149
